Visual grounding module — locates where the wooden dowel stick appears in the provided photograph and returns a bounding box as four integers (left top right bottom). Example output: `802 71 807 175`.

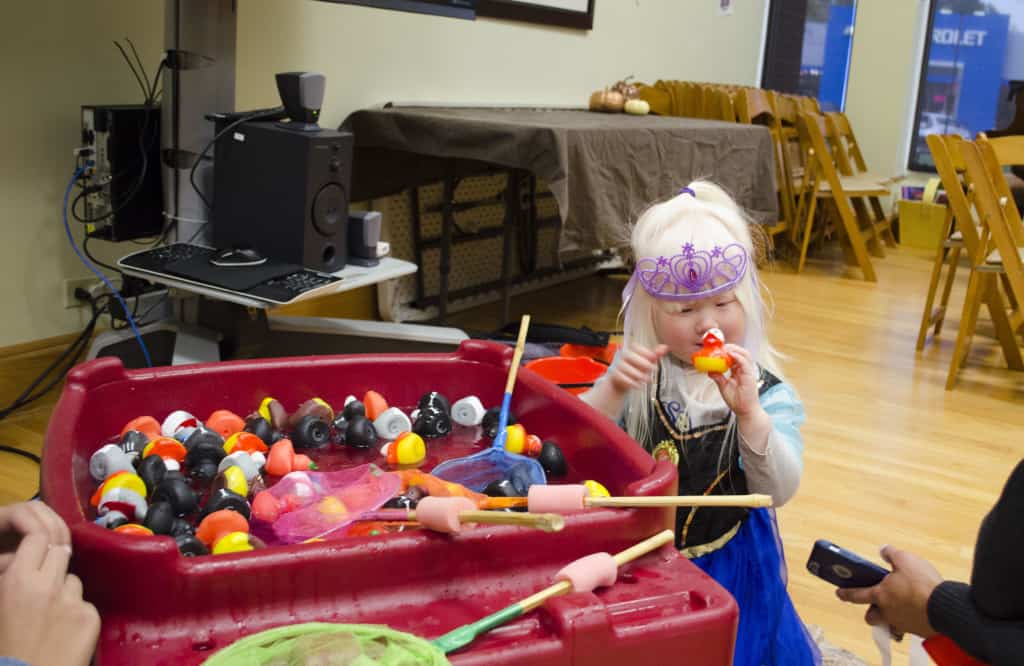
505 314 531 394
519 529 675 612
587 494 773 509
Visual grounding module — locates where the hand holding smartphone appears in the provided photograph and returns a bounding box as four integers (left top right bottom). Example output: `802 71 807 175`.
806 539 889 589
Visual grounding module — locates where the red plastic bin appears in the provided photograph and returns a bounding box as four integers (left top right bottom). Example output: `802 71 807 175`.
42 341 737 665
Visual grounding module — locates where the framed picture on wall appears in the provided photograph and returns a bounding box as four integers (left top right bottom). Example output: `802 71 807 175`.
476 0 595 30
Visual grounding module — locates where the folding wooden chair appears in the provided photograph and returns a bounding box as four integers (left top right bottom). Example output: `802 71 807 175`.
916 134 970 351
793 111 896 280
737 89 793 241
946 139 1024 388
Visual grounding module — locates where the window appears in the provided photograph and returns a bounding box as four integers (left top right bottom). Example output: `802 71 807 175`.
762 0 857 112
907 0 1024 171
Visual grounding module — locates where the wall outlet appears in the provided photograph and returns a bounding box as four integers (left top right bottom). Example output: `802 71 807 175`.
63 277 101 308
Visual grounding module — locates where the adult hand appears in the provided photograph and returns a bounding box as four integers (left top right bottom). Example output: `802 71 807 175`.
836 545 943 639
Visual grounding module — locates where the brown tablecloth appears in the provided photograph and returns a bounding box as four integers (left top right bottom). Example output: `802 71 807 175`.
343 106 778 253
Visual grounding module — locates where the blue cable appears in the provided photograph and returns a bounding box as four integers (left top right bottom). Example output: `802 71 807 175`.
63 166 153 367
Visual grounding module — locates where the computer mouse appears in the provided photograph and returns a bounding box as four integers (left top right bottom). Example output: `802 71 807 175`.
210 247 268 267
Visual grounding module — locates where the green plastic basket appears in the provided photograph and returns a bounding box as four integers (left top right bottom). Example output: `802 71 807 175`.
201 622 451 666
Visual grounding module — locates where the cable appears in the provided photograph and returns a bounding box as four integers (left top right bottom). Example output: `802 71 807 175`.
148 60 166 106
189 108 285 211
82 234 122 275
125 38 151 102
63 167 152 367
113 40 148 102
0 297 106 421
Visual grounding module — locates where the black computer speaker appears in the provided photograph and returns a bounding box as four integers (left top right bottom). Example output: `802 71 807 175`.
212 121 353 272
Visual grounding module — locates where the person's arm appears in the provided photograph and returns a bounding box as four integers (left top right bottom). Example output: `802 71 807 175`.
735 381 804 507
926 459 1024 665
710 345 803 507
579 344 667 420
837 460 1024 665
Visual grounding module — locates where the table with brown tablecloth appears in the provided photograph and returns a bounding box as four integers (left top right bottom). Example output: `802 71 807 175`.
344 106 779 254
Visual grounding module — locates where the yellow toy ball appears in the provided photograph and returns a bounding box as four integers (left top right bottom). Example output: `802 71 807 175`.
583 480 610 497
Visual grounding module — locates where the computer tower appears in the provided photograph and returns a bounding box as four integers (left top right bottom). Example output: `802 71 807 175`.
212 121 352 272
80 105 164 241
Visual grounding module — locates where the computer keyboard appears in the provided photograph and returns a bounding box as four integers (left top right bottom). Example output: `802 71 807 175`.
118 243 342 305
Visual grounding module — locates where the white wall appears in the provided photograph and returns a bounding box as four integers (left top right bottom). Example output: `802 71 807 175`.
1 0 767 347
234 0 768 127
844 0 930 182
0 2 163 347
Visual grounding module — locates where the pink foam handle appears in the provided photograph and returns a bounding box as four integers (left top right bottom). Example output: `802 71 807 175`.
554 552 618 592
415 496 476 534
528 484 588 514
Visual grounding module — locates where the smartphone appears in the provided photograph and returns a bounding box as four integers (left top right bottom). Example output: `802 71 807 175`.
806 539 889 589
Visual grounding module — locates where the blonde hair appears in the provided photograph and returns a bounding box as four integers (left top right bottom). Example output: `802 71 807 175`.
622 180 782 448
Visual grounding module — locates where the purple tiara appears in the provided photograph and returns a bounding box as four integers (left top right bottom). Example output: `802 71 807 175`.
633 242 748 301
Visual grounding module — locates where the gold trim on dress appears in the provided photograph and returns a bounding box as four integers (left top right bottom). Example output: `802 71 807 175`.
680 522 741 559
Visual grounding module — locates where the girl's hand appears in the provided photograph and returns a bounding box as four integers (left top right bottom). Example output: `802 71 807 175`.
608 344 668 394
709 344 762 417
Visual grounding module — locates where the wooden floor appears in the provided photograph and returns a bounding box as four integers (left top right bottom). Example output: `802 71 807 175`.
2 244 1022 663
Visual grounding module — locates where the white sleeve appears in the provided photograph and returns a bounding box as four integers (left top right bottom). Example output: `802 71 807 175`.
737 382 805 507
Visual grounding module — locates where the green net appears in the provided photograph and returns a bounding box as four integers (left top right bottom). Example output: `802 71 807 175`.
201 622 451 666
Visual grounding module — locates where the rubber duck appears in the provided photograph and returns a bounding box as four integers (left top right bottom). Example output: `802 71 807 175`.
206 409 246 439
538 440 568 477
114 524 153 537
151 476 199 517
143 501 176 535
380 432 426 466
243 415 282 446
185 439 227 484
291 415 331 449
211 531 261 555
120 416 161 441
343 416 377 448
175 534 209 557
506 462 539 495
413 406 451 439
91 470 148 505
89 444 134 482
118 430 150 460
136 454 167 496
583 479 611 497
451 396 485 427
691 328 734 374
503 425 542 456
363 391 389 421
96 488 148 523
142 437 187 472
482 407 517 439
94 511 129 529
196 509 249 548
161 410 199 437
217 451 265 483
417 392 451 416
265 439 315 476
343 396 366 420
287 398 334 430
222 432 269 456
212 465 249 498
373 407 412 441
483 478 520 497
200 488 251 521
257 397 289 431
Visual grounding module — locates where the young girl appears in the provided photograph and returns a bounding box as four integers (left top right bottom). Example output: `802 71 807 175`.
582 181 819 666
